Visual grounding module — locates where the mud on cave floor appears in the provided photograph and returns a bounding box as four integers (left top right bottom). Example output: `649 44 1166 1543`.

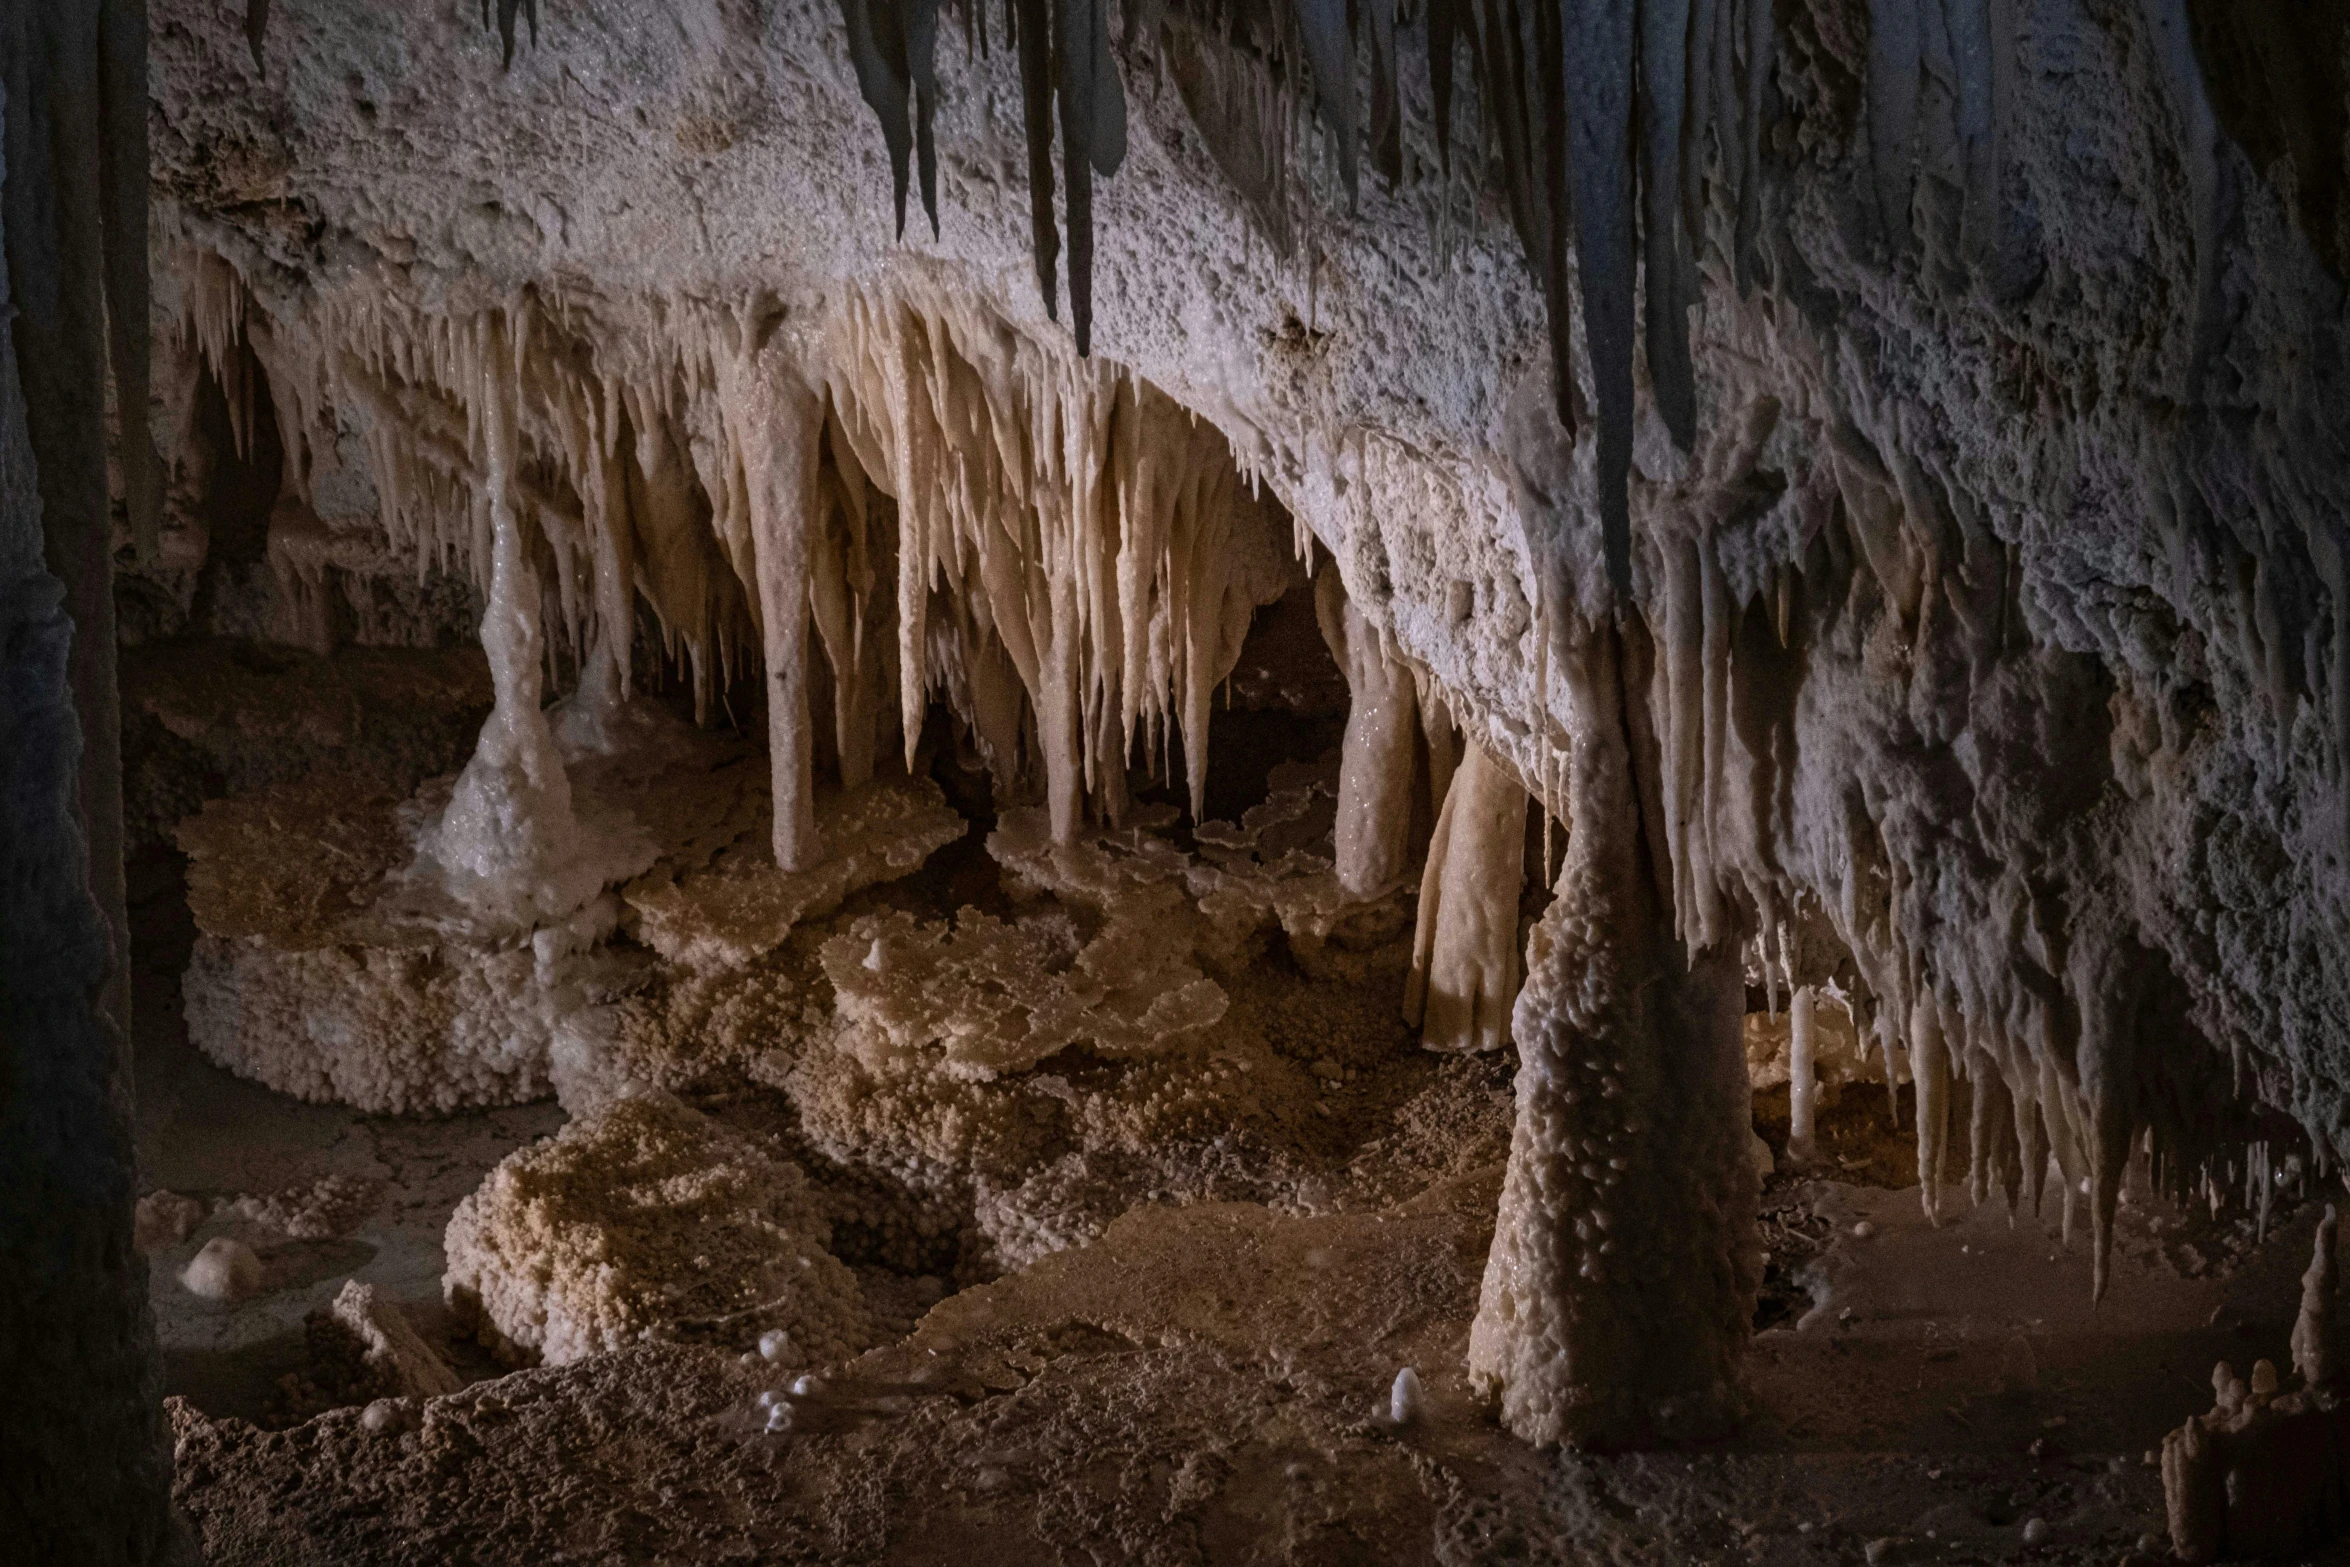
128 642 2347 1567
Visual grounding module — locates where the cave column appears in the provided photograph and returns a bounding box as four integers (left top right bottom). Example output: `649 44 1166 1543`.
1316 563 1418 895
0 62 177 1559
1467 614 1759 1446
734 331 826 872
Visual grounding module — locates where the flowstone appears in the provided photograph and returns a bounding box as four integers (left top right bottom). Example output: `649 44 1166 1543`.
443 1092 872 1369
178 721 960 1113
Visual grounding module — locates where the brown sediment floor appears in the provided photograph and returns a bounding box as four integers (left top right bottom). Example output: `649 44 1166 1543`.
135 639 2341 1565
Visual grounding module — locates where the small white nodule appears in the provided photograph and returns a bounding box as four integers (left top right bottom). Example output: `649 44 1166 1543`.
1389 1366 1423 1426
790 1374 822 1397
180 1237 262 1301
764 1402 794 1434
758 1329 792 1362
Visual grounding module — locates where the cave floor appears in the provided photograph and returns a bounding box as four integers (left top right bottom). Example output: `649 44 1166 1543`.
125 641 2343 1566
158 1149 2334 1567
144 936 2333 1567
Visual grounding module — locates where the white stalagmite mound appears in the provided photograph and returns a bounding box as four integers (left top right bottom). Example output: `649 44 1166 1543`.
175 767 620 1113
173 726 754 1113
180 1238 264 1302
443 1092 871 1369
395 314 654 940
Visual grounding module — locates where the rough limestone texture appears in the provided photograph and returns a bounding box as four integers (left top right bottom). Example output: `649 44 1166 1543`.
303 1281 462 1405
824 903 1229 1081
624 773 967 972
443 1092 871 1369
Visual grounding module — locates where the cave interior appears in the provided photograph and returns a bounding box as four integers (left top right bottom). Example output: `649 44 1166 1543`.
5 0 2350 1562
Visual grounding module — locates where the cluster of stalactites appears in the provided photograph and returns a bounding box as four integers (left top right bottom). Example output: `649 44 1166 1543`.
1625 391 2319 1306
825 286 1280 842
169 259 1282 858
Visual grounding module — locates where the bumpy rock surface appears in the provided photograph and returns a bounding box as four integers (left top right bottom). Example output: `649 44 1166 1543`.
443 1092 872 1368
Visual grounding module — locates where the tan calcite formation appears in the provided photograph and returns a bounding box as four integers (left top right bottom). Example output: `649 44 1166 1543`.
1317 563 1420 899
623 773 967 973
309 1281 462 1403
174 731 744 1113
444 1093 871 1369
993 763 1412 988
824 904 1229 1082
1405 741 1528 1054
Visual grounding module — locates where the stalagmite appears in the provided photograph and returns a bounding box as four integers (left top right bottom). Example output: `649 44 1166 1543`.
2291 1205 2341 1389
1406 740 1528 1054
405 316 621 936
1786 985 1817 1164
1317 564 1418 897
1468 617 1757 1447
2162 1208 2350 1562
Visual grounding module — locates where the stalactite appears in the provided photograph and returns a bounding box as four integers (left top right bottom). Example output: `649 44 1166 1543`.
1866 0 1922 247
1406 740 1528 1053
1563 0 1637 595
2136 0 2224 385
1910 994 1951 1223
719 309 827 871
1638 0 1697 453
1317 562 1418 896
837 0 942 240
1291 0 1356 206
826 288 1279 839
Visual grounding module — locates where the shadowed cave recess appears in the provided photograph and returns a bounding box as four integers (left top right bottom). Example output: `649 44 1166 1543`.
7 0 2350 1562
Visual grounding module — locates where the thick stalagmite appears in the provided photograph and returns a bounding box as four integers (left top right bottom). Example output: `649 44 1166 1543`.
407 317 617 935
1467 617 1758 1447
1317 564 1418 898
1405 740 1528 1053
